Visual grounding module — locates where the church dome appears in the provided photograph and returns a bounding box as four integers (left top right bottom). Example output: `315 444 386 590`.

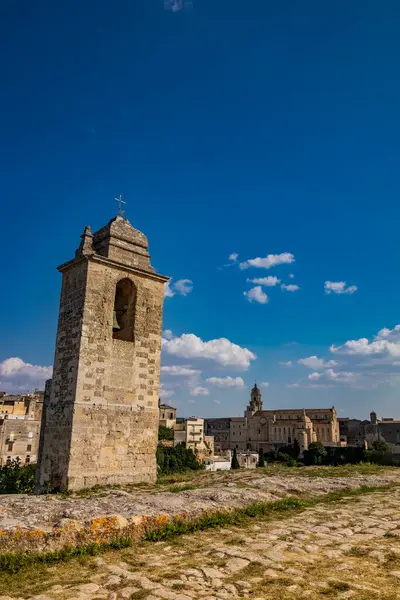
296 411 311 427
251 383 261 395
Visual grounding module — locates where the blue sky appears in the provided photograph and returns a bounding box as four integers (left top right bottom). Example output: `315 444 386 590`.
1 0 400 419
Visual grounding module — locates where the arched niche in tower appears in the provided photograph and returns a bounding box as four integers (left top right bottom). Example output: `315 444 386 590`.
112 278 136 342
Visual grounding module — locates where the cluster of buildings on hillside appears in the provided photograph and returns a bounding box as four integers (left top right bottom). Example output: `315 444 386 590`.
160 383 400 470
1 383 399 470
159 384 344 469
0 391 43 466
1 384 399 469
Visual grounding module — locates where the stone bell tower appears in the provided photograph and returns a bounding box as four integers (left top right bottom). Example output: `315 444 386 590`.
36 216 168 491
245 383 263 417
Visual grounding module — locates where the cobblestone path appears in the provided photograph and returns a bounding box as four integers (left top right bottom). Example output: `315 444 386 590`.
3 486 400 600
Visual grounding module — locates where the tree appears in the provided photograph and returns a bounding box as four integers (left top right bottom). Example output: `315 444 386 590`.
303 441 327 466
0 459 36 494
292 439 301 459
158 425 174 441
258 448 265 467
231 448 240 470
372 439 389 453
156 443 203 475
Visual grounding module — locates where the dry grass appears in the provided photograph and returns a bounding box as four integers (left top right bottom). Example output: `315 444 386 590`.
66 464 396 498
1 485 400 600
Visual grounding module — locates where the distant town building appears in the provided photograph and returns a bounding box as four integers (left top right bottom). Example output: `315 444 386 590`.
205 384 342 455
173 417 214 459
159 401 177 428
204 450 258 471
0 392 43 466
204 455 231 471
339 411 400 449
236 450 259 469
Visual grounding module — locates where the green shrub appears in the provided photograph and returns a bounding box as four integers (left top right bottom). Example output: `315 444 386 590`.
156 443 202 475
257 448 265 467
303 441 327 466
158 425 174 441
277 452 292 464
371 439 390 453
231 448 240 469
0 460 36 494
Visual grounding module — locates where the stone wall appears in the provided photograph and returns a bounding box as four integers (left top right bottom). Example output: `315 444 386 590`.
36 217 168 491
0 417 41 466
204 418 231 451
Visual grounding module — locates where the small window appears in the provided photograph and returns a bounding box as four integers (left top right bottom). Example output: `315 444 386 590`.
27 444 32 452
7 443 12 452
170 413 173 420
25 456 30 464
6 457 11 465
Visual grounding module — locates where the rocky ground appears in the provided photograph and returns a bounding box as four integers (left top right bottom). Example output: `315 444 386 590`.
0 467 397 531
2 483 400 600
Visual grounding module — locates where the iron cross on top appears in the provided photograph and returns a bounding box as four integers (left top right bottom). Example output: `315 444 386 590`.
115 194 126 217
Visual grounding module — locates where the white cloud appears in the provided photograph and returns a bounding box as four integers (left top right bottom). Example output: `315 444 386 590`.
243 286 269 304
260 381 270 388
240 252 295 270
190 386 209 396
247 276 280 287
307 369 356 384
214 399 221 405
162 333 256 369
289 273 294 279
164 281 175 298
279 361 293 367
292 324 400 390
308 372 321 381
229 253 239 262
376 325 400 341
298 356 338 370
0 357 52 379
161 365 201 376
174 279 193 296
163 329 174 340
330 335 400 357
164 278 193 298
281 284 300 292
206 376 245 388
0 358 52 392
324 281 357 295
159 383 174 399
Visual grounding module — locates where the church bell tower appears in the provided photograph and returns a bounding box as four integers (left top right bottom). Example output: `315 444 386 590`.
36 215 168 491
245 383 263 417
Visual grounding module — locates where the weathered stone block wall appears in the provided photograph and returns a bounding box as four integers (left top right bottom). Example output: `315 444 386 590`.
36 261 88 490
65 258 164 489
36 217 167 492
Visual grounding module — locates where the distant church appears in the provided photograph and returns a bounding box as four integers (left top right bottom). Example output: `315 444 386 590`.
205 384 341 454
